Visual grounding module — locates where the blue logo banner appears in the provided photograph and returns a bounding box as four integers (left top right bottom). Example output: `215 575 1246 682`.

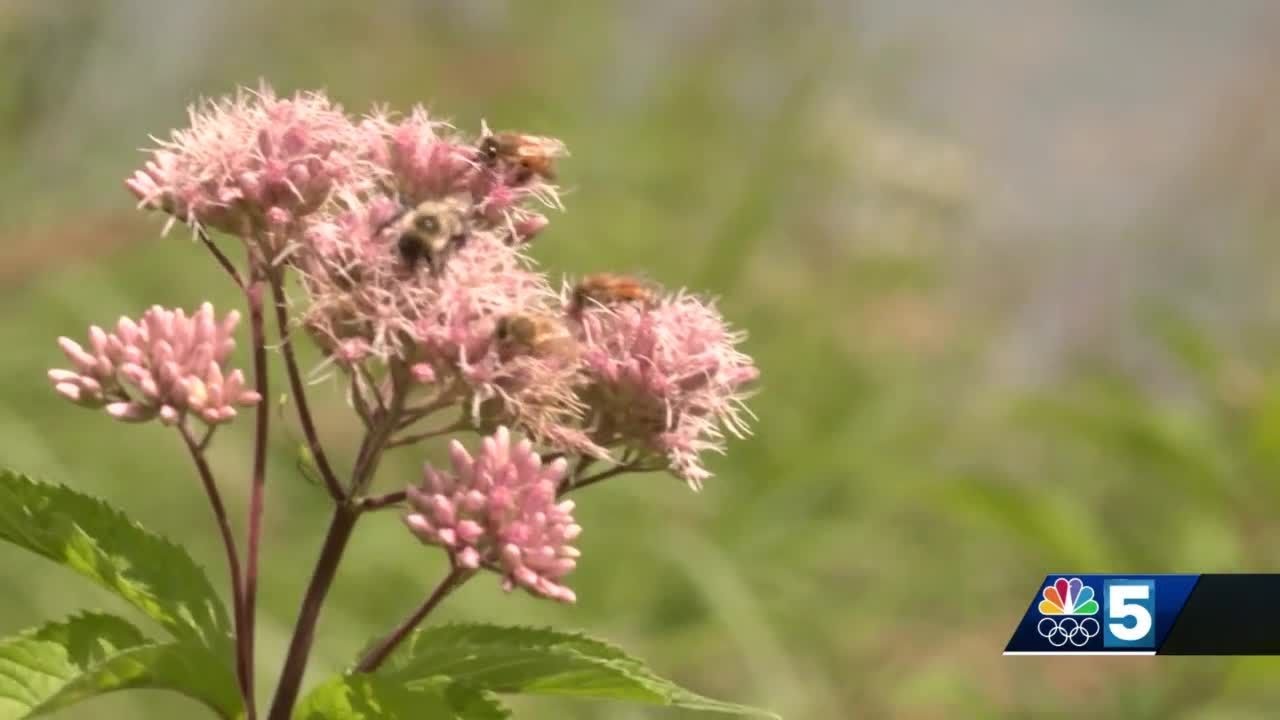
1004 574 1198 654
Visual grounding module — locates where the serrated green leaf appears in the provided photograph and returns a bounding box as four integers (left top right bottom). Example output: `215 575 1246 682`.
380 623 779 718
395 624 633 664
0 612 242 719
30 641 242 719
0 613 148 719
295 675 508 720
0 469 231 653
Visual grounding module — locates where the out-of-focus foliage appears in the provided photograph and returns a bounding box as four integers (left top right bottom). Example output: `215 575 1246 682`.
3 2 1280 718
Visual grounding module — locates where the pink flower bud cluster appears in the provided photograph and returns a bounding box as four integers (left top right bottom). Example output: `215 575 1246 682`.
573 291 759 488
50 303 261 426
405 427 581 603
126 86 362 258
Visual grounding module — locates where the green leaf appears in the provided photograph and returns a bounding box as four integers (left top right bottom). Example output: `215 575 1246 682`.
0 612 242 720
30 642 243 719
381 623 779 717
0 613 147 719
0 469 232 652
295 675 508 720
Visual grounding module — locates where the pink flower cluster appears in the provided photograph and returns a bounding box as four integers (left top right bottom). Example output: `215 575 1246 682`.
410 241 598 455
360 108 477 205
96 85 762 605
405 427 580 603
117 85 600 445
574 291 759 488
290 105 586 451
50 303 261 426
126 86 361 259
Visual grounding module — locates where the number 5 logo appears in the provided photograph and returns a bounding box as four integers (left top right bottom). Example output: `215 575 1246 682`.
1104 579 1156 648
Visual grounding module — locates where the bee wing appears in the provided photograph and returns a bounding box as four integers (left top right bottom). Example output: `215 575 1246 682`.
516 136 569 158
535 334 579 363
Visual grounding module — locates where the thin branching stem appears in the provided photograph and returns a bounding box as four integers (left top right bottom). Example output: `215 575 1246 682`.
197 425 218 453
350 373 374 429
394 389 461 431
197 228 245 289
387 419 466 449
358 489 407 511
572 455 597 480
178 423 252 716
354 567 473 673
268 272 344 501
358 366 386 412
350 371 408 496
357 364 386 415
560 459 665 496
243 272 269 717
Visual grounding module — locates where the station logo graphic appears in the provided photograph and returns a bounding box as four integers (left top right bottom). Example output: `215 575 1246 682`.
1102 578 1155 648
1005 573 1200 655
1039 577 1099 615
1036 577 1100 648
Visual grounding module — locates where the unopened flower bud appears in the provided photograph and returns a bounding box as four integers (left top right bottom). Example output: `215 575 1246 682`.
50 304 260 428
404 427 580 603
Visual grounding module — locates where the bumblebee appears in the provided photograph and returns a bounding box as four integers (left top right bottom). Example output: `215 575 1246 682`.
381 198 470 277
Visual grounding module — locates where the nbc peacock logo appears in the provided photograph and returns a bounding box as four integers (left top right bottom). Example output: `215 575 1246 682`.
1039 577 1099 616
1036 577 1101 648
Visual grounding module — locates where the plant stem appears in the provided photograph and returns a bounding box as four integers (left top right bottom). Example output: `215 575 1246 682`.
268 272 344 501
268 383 406 720
356 365 386 415
178 424 252 716
266 504 360 720
244 275 269 716
348 373 407 497
357 490 407 511
354 567 471 673
560 460 665 496
350 374 374 428
394 391 459 431
386 419 465 449
198 228 245 289
572 455 596 480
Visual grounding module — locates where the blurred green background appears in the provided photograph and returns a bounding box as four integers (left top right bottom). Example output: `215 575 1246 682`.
6 1 1280 718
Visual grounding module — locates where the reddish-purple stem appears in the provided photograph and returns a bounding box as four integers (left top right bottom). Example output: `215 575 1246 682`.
386 419 465 449
354 567 471 673
244 276 269 716
266 505 360 720
358 489 407 511
179 424 252 715
197 228 245 289
560 460 665 497
268 384 405 720
268 273 344 500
